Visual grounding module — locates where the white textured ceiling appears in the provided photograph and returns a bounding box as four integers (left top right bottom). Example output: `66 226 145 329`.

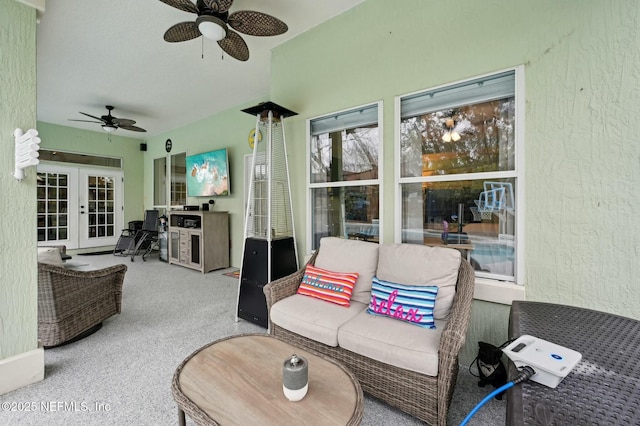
36 0 365 139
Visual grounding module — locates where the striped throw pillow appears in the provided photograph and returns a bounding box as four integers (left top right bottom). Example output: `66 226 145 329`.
367 277 439 329
297 265 359 307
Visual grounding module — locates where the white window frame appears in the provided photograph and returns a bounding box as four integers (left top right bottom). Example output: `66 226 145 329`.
394 67 526 303
306 101 384 253
152 156 167 209
153 151 187 211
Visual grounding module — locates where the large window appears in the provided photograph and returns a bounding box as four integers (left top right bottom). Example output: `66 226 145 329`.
153 157 167 206
153 152 186 210
398 69 523 283
308 103 382 249
170 152 186 206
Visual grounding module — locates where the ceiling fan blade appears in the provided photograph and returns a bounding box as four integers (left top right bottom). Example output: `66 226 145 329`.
79 112 106 122
164 21 201 42
118 125 147 133
69 119 103 123
228 11 288 37
159 0 198 14
203 0 233 13
218 29 249 61
113 118 136 127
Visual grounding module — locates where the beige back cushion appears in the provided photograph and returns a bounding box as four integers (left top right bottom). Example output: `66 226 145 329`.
314 237 379 305
376 243 461 319
37 247 63 267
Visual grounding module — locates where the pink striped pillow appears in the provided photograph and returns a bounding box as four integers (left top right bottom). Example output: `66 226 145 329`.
297 265 359 307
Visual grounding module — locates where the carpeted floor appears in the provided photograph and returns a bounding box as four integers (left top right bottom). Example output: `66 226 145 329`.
1 253 505 425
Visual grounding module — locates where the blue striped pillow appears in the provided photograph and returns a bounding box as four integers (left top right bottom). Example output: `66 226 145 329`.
366 277 438 329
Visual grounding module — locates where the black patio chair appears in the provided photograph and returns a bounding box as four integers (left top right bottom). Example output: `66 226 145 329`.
113 210 159 261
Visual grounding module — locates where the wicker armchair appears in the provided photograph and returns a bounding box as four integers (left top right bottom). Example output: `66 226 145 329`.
264 248 475 426
38 254 127 347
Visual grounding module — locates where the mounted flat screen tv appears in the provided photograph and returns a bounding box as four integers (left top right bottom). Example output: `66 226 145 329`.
186 148 230 197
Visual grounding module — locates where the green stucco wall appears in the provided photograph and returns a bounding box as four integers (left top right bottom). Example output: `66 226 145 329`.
143 98 264 267
36 122 145 231
5 0 635 366
0 0 38 359
269 0 640 361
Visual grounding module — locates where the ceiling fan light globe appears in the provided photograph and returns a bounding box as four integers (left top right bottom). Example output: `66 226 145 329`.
197 16 227 41
102 124 117 133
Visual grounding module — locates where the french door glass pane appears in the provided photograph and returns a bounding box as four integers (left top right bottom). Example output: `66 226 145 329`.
37 172 70 242
86 174 116 239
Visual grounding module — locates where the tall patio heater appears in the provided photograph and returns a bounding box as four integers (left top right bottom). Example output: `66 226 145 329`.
236 102 299 328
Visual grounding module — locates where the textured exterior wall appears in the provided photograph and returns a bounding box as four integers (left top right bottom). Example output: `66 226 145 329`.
36 122 145 227
0 0 38 359
269 0 640 363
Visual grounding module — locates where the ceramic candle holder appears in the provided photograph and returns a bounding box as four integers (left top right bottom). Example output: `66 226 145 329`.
283 354 308 401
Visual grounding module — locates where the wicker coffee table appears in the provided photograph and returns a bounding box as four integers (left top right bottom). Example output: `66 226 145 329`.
507 301 640 425
172 334 364 426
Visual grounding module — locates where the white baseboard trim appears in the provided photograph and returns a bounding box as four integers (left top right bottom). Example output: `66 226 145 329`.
0 345 44 395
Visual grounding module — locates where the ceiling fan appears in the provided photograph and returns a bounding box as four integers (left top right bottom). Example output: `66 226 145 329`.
69 106 147 133
159 0 288 61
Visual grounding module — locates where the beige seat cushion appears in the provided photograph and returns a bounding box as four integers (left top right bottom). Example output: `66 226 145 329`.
63 260 98 272
376 243 461 319
270 294 367 347
338 310 447 376
314 237 379 305
37 247 64 267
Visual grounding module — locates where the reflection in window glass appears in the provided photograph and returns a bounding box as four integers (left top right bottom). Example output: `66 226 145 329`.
171 153 186 206
154 157 167 206
309 103 381 250
400 99 515 177
399 70 520 282
310 126 379 183
401 179 515 278
311 185 380 248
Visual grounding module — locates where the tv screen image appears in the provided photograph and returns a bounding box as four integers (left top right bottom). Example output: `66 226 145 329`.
186 148 230 197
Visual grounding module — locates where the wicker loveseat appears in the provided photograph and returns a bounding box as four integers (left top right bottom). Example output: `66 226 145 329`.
37 247 127 347
264 237 475 425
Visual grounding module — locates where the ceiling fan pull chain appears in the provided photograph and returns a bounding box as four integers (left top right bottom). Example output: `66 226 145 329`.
201 37 205 59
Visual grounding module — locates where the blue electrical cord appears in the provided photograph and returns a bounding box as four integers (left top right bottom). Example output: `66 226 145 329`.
459 382 514 425
460 366 535 426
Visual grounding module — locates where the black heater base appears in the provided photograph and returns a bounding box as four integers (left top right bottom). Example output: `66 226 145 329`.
237 237 297 328
237 279 269 328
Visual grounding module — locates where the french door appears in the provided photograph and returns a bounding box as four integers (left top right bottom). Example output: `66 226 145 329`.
37 165 123 249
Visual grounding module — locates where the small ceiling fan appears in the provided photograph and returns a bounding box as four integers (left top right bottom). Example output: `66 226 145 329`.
69 105 147 133
159 0 288 61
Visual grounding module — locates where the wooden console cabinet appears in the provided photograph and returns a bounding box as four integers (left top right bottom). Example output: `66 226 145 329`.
168 211 229 273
